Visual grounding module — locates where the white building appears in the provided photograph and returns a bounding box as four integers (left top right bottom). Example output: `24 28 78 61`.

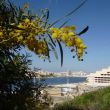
87 67 110 86
34 70 54 77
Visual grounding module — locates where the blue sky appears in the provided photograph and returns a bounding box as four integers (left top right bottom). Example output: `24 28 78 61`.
13 0 110 73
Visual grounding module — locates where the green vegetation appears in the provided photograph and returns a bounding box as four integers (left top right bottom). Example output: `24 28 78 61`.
0 1 53 110
53 86 110 110
0 0 88 110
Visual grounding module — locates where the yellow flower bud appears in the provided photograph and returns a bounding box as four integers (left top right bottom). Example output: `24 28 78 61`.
68 32 75 36
52 33 58 39
62 33 67 41
24 18 30 23
75 37 83 44
77 48 83 54
66 41 73 47
18 23 23 28
0 32 3 36
70 26 76 31
79 44 87 49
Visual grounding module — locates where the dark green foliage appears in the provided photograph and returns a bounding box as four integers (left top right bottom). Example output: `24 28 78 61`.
0 49 36 110
57 40 63 66
0 0 89 109
78 26 89 36
0 1 52 109
0 48 53 110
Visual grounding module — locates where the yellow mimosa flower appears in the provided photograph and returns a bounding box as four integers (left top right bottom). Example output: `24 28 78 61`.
68 32 75 36
77 48 83 54
75 37 83 44
52 33 58 39
79 44 87 49
70 26 76 31
0 32 3 36
24 18 30 23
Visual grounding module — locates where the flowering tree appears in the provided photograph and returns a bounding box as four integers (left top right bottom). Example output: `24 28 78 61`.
0 0 88 65
0 0 88 110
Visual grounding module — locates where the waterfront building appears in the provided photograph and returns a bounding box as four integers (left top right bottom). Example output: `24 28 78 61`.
87 67 110 86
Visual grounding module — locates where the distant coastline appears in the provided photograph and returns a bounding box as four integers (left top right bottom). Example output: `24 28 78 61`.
34 70 87 78
35 75 87 78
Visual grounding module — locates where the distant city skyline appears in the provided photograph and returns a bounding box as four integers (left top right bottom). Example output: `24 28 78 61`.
34 69 87 77
13 0 110 73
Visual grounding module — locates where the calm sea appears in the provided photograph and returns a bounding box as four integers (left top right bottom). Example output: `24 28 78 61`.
43 77 87 85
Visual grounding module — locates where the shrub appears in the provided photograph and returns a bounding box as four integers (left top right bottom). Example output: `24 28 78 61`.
53 86 110 110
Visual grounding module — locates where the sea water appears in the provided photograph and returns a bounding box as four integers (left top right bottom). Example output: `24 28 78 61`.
44 77 86 85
